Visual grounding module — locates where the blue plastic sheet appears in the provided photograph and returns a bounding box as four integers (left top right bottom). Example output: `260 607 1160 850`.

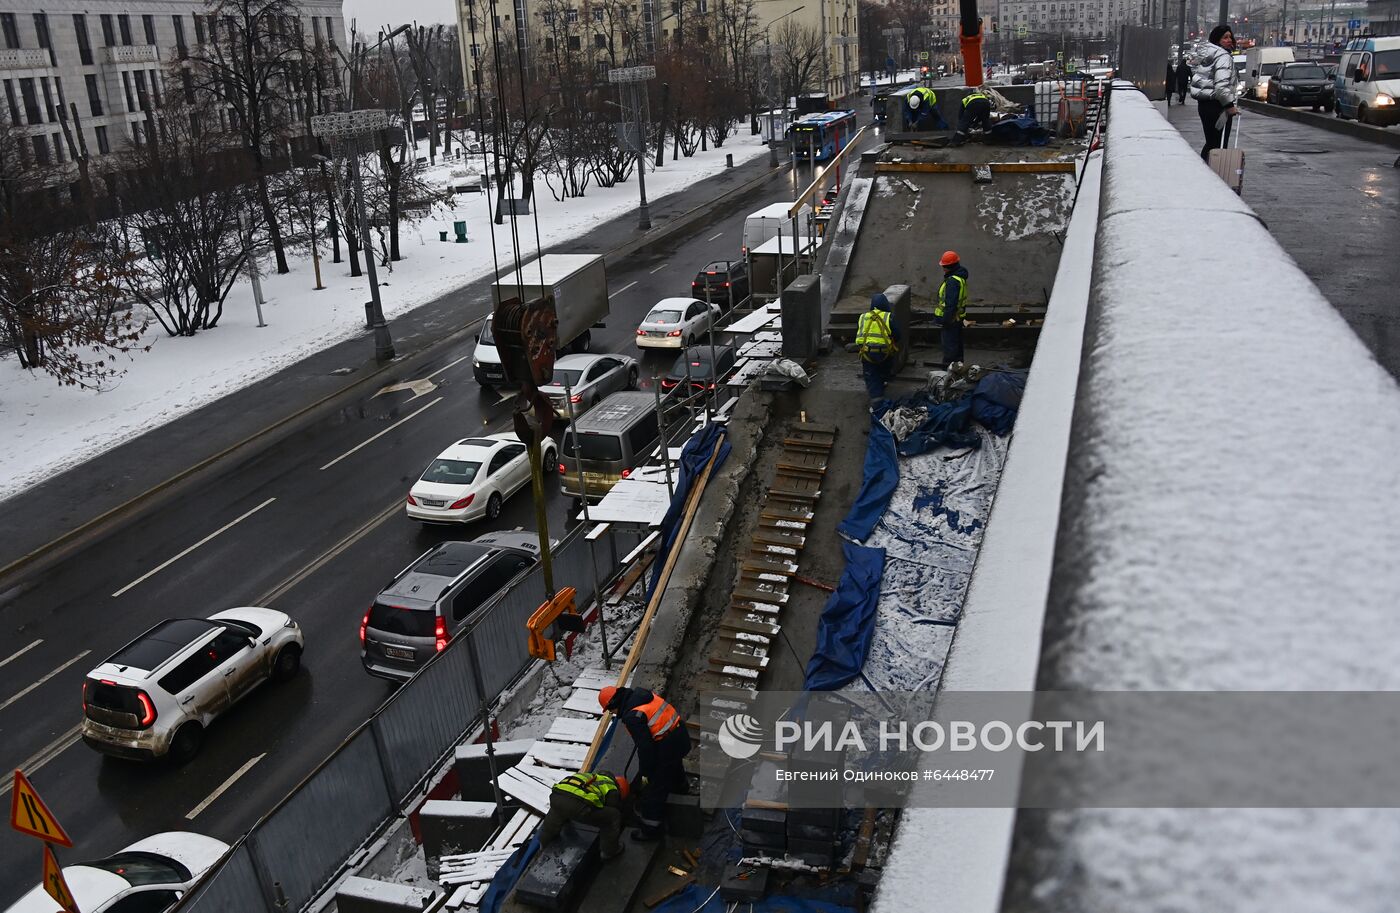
479 834 540 913
971 371 1026 435
803 542 887 690
897 398 979 457
835 418 899 542
647 423 731 597
988 113 1051 146
653 884 857 913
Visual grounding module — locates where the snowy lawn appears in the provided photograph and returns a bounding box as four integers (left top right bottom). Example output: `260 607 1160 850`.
0 131 769 502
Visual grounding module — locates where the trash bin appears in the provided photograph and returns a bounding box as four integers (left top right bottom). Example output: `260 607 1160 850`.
454 221 468 243
439 230 449 242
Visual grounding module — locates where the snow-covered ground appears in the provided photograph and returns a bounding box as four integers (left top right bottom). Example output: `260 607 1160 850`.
0 132 769 502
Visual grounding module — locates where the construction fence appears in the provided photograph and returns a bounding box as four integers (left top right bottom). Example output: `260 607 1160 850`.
174 523 636 913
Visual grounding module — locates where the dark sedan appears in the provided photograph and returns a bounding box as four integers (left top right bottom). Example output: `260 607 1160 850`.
1267 62 1335 110
661 344 737 392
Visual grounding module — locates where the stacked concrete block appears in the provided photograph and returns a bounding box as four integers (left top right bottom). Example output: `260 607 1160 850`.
453 739 533 803
419 800 499 878
335 876 436 913
514 822 600 911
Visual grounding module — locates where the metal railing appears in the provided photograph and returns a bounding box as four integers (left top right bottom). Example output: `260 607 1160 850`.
175 524 625 913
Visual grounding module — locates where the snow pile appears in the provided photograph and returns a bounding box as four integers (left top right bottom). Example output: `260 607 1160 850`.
974 174 1074 241
0 133 769 502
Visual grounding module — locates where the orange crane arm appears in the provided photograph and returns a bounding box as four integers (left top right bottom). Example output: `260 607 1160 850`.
961 0 985 87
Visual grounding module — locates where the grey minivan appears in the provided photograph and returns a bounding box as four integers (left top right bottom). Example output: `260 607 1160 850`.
360 532 540 681
559 391 666 502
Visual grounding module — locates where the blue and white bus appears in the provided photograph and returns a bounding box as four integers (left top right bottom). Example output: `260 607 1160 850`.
786 110 858 161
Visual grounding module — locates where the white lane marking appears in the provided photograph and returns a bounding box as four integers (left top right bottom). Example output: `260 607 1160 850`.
496 391 515 405
0 651 92 713
0 724 83 796
706 232 724 241
648 263 668 275
258 497 405 606
608 280 638 299
186 752 267 820
319 397 444 471
425 354 471 380
0 639 41 670
112 498 278 597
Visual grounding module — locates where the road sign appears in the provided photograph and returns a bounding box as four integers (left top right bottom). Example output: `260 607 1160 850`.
42 844 80 913
1016 26 1028 37
1056 51 1065 60
10 770 73 847
919 51 929 60
1067 61 1078 72
1348 18 1361 29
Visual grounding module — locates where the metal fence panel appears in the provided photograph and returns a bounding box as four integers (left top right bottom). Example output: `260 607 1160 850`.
180 842 268 913
248 727 395 912
374 638 482 803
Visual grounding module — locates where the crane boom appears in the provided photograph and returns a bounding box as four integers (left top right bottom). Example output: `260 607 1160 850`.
960 0 985 87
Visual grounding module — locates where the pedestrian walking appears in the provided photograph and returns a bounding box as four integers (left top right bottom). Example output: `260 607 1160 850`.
539 771 631 860
1166 62 1177 106
599 686 691 841
936 251 969 366
848 293 900 406
1175 60 1191 104
1189 26 1241 161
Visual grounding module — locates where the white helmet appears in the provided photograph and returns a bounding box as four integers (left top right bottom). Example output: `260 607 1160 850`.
908 93 922 109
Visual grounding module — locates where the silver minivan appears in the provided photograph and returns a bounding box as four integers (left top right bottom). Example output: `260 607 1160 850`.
559 391 667 501
360 532 539 681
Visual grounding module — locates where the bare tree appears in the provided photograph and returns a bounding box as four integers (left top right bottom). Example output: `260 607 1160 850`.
772 20 825 103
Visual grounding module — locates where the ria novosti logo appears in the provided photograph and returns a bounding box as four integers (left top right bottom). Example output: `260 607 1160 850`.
717 713 766 760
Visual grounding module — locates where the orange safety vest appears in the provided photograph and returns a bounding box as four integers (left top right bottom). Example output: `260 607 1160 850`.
635 693 681 741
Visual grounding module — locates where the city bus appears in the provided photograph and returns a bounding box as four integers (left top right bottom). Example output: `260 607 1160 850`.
786 110 858 161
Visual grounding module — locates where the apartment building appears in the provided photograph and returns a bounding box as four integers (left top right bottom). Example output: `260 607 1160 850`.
996 0 1132 37
0 0 345 171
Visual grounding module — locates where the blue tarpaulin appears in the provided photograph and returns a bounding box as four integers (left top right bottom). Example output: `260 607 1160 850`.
835 418 898 542
654 884 858 913
647 423 731 597
803 542 887 690
897 398 979 457
970 371 1026 435
988 113 1051 146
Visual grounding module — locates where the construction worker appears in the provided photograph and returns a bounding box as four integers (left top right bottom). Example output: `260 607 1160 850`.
847 292 899 405
936 251 969 365
599 686 691 841
951 91 994 145
539 771 631 860
903 86 946 131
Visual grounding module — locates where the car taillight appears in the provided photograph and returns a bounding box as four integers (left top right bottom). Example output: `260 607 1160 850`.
406 493 418 506
636 328 647 336
360 609 370 644
667 330 682 337
570 393 582 403
722 282 730 288
708 382 717 390
621 469 631 479
558 463 567 474
661 378 677 389
450 494 474 509
136 691 157 728
81 680 88 713
435 617 449 652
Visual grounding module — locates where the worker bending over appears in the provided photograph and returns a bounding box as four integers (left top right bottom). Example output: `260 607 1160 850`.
951 91 994 145
599 686 692 841
904 86 947 131
539 771 631 860
936 251 969 365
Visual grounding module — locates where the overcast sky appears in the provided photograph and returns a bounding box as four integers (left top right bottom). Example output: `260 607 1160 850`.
342 0 457 30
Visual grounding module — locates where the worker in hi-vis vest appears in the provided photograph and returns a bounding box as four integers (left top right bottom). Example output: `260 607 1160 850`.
936 251 970 365
599 686 691 841
848 292 900 405
903 86 946 131
540 771 631 860
952 91 994 145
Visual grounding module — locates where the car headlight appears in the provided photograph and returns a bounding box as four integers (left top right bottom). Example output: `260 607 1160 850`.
472 358 481 368
1377 95 1396 107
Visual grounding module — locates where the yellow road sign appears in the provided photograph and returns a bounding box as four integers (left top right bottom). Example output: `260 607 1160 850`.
10 770 73 847
43 844 81 913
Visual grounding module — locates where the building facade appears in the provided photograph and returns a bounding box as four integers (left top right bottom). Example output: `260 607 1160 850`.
0 0 345 170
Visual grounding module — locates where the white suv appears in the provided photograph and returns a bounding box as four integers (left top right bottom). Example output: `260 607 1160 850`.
81 607 303 764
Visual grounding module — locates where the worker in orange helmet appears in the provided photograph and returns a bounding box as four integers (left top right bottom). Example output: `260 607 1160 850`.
936 250 969 366
598 685 692 841
540 770 631 860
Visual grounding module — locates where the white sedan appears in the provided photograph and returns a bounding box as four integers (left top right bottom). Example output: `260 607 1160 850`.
4 832 228 913
407 433 558 523
635 297 722 350
538 353 640 418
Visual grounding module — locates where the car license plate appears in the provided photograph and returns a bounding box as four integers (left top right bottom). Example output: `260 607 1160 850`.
385 646 415 661
649 330 666 337
421 498 445 507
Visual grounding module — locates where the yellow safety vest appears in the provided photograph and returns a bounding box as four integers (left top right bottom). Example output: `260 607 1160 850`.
913 87 937 108
962 93 989 108
553 773 620 808
935 274 968 321
855 309 896 359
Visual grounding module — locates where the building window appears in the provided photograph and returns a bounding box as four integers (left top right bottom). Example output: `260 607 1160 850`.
86 74 103 116
312 16 321 42
32 135 50 166
324 17 334 43
150 69 162 107
19 78 41 124
143 14 156 45
52 132 64 163
173 16 187 57
39 77 55 122
3 80 20 124
594 7 604 20
53 76 64 116
101 14 116 46
122 71 135 112
134 70 149 111
34 13 55 66
181 69 194 103
595 33 606 48
544 36 554 50
567 8 578 23
194 14 205 44
118 14 133 46
0 14 19 49
568 34 580 49
73 15 93 65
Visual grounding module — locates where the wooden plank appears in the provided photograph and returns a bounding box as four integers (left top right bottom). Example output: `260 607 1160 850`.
852 807 878 870
498 768 553 814
760 502 814 521
607 552 655 606
543 717 600 745
753 529 806 549
526 740 588 771
732 587 788 605
718 629 773 647
740 567 794 588
730 599 782 617
708 649 769 671
621 530 662 566
792 421 837 434
562 689 604 715
489 808 537 849
742 555 798 576
644 875 695 908
718 611 781 637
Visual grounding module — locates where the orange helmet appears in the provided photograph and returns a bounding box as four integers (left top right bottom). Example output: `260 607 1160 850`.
614 775 630 799
940 250 960 267
598 686 618 711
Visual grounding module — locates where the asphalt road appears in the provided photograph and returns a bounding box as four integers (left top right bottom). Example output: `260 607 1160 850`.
0 161 819 902
1162 99 1400 380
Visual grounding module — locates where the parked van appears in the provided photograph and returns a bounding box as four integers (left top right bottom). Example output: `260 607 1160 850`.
1335 36 1400 126
1245 46 1295 100
560 391 668 501
742 202 814 256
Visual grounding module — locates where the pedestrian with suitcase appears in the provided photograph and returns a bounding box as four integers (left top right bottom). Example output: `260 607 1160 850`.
1189 25 1241 162
1209 113 1245 194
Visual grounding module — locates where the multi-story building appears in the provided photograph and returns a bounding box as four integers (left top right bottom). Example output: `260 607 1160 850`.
0 0 345 172
996 0 1124 38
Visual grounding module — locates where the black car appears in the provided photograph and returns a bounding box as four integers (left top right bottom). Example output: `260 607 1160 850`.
691 261 749 310
1267 62 1335 110
661 344 738 392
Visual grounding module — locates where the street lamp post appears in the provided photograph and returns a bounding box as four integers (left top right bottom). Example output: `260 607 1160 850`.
313 109 396 361
763 6 806 168
608 65 656 231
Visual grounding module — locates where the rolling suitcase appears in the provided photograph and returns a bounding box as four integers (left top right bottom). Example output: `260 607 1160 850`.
1208 113 1244 195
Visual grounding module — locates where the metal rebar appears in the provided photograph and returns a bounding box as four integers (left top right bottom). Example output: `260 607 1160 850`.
565 378 611 670
653 378 674 499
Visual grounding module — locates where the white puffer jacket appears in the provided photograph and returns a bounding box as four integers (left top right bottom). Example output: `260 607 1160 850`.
1189 43 1238 105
